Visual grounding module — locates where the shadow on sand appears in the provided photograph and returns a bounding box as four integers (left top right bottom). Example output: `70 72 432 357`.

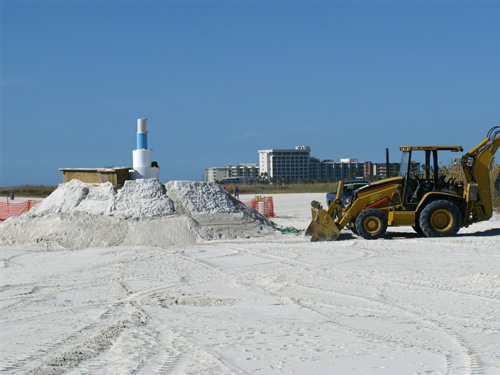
340 227 500 240
337 232 422 240
384 232 422 240
458 228 500 237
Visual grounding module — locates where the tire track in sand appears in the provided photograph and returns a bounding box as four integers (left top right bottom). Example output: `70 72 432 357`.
182 243 492 375
291 282 486 375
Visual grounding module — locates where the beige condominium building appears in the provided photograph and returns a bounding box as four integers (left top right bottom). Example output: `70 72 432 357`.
259 146 311 181
205 164 259 183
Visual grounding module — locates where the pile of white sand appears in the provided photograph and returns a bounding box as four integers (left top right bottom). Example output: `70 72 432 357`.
0 179 273 249
28 179 175 219
166 180 267 224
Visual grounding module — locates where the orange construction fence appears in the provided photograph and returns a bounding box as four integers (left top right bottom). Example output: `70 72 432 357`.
0 199 42 221
240 195 276 218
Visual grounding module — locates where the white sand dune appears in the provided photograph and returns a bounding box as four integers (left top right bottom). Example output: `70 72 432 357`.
0 180 272 249
1 190 499 374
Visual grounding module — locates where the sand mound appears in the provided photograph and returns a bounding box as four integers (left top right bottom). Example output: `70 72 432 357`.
1 213 128 249
29 179 90 216
29 179 175 219
165 181 273 239
0 213 205 250
74 182 116 215
166 180 247 215
166 180 269 224
0 179 273 249
111 179 175 219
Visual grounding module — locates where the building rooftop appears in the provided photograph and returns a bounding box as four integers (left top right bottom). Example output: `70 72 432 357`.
59 167 131 172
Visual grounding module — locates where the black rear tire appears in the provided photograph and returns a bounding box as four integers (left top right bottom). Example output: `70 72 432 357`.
419 200 461 237
355 209 388 240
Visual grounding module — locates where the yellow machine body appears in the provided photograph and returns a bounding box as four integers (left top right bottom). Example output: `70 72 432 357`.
306 127 500 241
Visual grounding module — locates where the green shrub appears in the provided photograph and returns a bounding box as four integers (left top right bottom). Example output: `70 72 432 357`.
0 185 57 198
440 160 500 212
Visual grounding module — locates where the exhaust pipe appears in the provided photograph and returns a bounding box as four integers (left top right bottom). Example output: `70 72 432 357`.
386 148 390 178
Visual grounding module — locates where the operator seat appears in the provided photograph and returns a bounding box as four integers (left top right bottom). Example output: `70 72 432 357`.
406 176 418 203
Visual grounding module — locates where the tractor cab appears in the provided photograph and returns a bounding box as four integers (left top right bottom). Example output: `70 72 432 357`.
399 146 463 206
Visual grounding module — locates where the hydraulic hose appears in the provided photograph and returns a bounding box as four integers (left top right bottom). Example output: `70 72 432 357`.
495 173 500 196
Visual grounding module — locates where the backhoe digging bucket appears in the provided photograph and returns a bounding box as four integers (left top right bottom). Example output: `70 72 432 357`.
305 201 341 241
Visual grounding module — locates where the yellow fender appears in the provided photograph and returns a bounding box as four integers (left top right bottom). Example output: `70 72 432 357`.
415 192 462 212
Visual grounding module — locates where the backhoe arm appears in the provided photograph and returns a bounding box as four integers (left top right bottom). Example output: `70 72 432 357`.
461 126 500 221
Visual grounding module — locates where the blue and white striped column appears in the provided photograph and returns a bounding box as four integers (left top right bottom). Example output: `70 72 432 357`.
130 118 160 180
136 118 148 149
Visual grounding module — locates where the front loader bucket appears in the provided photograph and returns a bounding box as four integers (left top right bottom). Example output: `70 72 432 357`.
305 201 341 241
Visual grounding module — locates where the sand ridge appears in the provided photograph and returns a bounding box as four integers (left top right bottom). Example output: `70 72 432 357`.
0 179 274 249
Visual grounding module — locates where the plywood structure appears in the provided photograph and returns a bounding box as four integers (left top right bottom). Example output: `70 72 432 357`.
59 167 131 188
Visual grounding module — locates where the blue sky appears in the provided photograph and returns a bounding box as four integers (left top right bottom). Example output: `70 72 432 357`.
1 0 499 186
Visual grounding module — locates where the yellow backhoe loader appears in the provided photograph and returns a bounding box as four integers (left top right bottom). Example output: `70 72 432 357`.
306 126 500 241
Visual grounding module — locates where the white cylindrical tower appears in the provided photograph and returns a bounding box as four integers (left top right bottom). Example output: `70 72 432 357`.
136 118 148 150
137 118 147 133
130 118 160 180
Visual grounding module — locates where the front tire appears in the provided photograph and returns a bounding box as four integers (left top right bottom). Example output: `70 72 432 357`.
419 200 461 237
355 209 388 240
